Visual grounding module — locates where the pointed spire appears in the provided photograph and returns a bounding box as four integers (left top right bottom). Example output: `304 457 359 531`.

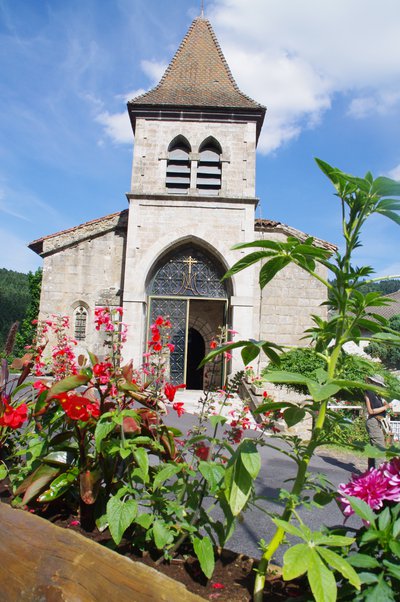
129 17 263 109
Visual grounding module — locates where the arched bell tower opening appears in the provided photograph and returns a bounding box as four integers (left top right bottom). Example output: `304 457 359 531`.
146 244 231 389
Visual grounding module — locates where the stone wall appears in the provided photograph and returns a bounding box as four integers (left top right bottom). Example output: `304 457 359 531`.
131 118 257 199
39 218 127 356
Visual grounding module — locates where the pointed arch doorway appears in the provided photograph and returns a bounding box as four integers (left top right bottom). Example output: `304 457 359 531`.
147 245 230 389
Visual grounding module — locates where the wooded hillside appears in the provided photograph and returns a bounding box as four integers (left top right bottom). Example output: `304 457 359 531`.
0 268 30 348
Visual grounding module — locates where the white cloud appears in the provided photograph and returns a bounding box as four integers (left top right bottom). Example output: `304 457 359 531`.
94 61 166 145
140 60 167 83
388 164 400 180
95 110 132 144
206 0 400 153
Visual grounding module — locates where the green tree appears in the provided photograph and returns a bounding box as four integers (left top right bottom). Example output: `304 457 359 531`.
0 268 29 347
365 314 400 369
14 268 42 356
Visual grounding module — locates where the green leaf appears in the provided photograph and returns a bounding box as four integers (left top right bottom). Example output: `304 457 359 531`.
307 381 340 402
192 536 215 579
393 517 400 539
283 544 311 579
224 456 252 516
208 415 228 429
308 549 337 602
272 518 304 539
347 554 380 569
238 440 261 479
153 464 181 490
223 250 274 280
317 547 361 590
19 464 61 505
264 370 311 385
346 495 377 526
42 451 72 466
378 506 391 532
37 467 79 502
47 373 91 398
283 406 306 427
153 520 174 550
241 343 261 366
259 257 292 288
313 534 355 547
133 447 149 482
389 540 400 557
135 513 153 530
198 461 225 490
106 496 138 545
0 463 7 480
371 176 400 197
357 571 379 584
95 419 117 452
383 559 400 581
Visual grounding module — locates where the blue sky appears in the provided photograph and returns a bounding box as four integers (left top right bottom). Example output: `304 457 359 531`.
1 0 399 278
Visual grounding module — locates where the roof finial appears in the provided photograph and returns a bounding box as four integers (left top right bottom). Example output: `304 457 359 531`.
200 0 204 18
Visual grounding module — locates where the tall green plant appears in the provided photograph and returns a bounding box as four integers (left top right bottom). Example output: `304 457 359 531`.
202 159 400 601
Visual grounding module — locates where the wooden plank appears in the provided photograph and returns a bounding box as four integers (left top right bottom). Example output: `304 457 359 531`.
0 502 205 602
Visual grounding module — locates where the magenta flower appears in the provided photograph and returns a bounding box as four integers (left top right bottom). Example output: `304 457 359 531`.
381 458 400 499
338 468 392 517
338 457 400 517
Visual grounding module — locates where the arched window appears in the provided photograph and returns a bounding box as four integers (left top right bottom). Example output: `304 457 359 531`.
74 306 88 341
197 138 222 196
166 136 191 194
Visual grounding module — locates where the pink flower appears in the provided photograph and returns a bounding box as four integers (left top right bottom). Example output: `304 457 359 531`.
337 467 398 517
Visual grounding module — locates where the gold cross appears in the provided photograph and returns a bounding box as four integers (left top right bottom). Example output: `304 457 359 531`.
183 256 198 275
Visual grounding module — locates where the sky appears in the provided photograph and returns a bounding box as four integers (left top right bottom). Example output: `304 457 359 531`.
0 0 399 279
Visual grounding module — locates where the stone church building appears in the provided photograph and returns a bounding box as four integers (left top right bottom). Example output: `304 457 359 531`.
29 16 332 387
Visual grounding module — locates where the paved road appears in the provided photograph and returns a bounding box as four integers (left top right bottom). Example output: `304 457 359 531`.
165 394 366 564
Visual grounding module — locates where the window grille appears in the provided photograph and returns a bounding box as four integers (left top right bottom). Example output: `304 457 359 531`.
197 139 222 196
74 306 87 341
166 138 191 194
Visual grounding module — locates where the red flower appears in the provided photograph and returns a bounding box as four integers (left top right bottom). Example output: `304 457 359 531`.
212 583 225 590
55 393 100 422
166 343 175 353
172 402 185 417
93 362 112 384
210 340 217 349
164 382 186 401
154 316 164 326
33 380 49 394
152 342 162 352
195 444 210 461
0 398 28 429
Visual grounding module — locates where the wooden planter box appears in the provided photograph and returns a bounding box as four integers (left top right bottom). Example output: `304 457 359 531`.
0 502 205 601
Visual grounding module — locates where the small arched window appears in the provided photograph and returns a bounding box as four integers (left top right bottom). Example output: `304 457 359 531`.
166 136 191 194
74 306 88 341
197 138 222 196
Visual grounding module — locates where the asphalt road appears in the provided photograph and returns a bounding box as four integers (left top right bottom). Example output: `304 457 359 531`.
164 409 365 564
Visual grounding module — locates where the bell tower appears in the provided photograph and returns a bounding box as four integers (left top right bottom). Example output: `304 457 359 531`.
123 16 266 383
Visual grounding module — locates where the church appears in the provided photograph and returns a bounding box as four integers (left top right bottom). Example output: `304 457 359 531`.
29 15 332 387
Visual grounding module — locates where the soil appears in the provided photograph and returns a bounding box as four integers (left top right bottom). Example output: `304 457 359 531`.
0 479 307 601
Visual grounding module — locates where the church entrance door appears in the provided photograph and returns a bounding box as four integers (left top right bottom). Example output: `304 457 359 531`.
147 246 230 388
